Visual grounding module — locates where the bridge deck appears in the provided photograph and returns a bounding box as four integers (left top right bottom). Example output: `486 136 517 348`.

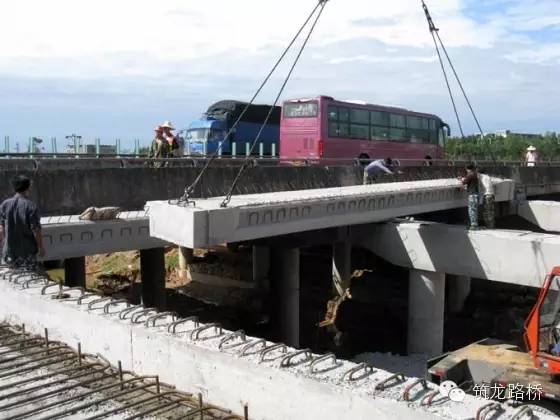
148 178 515 248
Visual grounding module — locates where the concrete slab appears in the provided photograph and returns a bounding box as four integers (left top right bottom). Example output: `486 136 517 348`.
356 221 560 288
518 200 560 232
0 271 545 420
149 178 515 248
40 211 168 260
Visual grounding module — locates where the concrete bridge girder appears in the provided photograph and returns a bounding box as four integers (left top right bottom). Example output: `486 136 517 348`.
148 178 515 249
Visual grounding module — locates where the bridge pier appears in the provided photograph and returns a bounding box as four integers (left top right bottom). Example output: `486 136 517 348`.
140 247 166 310
64 257 86 288
332 241 352 296
252 245 270 292
178 247 194 281
448 275 471 314
408 269 445 356
270 248 300 348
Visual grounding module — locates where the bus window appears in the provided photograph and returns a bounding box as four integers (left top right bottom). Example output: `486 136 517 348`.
438 127 445 147
371 126 390 140
284 102 318 118
350 124 369 140
339 107 350 122
328 106 338 121
350 108 369 124
391 114 406 128
371 111 390 126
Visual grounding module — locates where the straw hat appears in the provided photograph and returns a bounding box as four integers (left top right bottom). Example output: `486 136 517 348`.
161 121 175 130
527 145 536 151
154 125 162 131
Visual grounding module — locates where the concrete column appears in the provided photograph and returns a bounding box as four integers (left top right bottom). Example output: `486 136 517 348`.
408 269 446 356
140 248 166 310
252 245 270 292
447 275 471 314
64 256 86 288
178 247 194 281
332 241 351 296
270 248 300 348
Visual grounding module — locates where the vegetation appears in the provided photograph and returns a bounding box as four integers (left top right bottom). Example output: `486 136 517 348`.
445 133 560 162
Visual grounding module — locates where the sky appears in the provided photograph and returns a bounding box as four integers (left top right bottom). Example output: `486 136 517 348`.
0 0 559 150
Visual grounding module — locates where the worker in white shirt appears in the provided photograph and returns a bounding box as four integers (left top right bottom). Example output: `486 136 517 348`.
525 145 538 167
478 169 495 229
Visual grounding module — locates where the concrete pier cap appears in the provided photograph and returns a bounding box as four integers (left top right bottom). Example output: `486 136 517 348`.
148 178 514 248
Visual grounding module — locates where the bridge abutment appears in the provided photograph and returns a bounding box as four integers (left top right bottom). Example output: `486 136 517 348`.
140 247 166 310
408 269 446 356
270 247 300 348
64 256 86 288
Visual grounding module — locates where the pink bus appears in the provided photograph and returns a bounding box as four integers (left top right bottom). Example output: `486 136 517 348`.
280 95 450 164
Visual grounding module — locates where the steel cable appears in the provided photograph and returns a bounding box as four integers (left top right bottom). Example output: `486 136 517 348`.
175 0 329 206
220 0 329 208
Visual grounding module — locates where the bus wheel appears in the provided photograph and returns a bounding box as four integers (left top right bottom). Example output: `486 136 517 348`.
424 156 433 166
358 154 370 166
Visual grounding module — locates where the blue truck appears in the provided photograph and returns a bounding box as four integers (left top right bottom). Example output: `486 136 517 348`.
185 100 281 156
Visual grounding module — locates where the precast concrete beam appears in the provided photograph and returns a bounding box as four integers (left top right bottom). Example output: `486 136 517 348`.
0 270 537 420
148 178 515 248
408 270 445 356
518 200 560 232
356 221 560 288
40 211 168 261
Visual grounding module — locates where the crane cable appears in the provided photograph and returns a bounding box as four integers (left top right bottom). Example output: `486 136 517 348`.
220 0 328 208
173 0 329 207
421 1 465 138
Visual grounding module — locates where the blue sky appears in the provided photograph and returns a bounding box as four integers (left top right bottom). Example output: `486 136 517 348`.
0 0 558 151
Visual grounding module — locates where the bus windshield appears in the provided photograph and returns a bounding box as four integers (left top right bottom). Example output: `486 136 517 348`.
284 102 318 118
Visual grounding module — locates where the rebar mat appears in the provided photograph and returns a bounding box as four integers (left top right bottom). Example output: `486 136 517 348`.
0 323 246 420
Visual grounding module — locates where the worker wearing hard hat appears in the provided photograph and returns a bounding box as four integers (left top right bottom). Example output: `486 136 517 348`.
161 121 182 157
525 145 538 167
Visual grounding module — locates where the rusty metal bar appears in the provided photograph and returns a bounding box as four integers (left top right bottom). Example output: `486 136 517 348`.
85 391 186 420
167 316 200 334
259 343 287 363
239 339 267 357
0 364 108 400
0 361 105 392
218 330 247 351
402 379 429 401
144 312 177 327
118 304 144 320
7 376 155 420
0 371 119 410
375 373 406 391
190 324 223 341
103 299 130 314
476 402 504 420
280 349 313 368
309 353 342 374
0 344 67 364
342 363 375 382
0 351 77 379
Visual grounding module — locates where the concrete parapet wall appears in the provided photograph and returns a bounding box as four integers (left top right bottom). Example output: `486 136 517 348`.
0 273 534 420
0 162 557 215
518 201 560 232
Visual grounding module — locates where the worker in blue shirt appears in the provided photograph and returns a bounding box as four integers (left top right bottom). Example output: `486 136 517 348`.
363 158 394 184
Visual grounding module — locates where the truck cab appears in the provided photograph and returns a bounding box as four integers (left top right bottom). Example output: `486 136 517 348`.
185 119 228 155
